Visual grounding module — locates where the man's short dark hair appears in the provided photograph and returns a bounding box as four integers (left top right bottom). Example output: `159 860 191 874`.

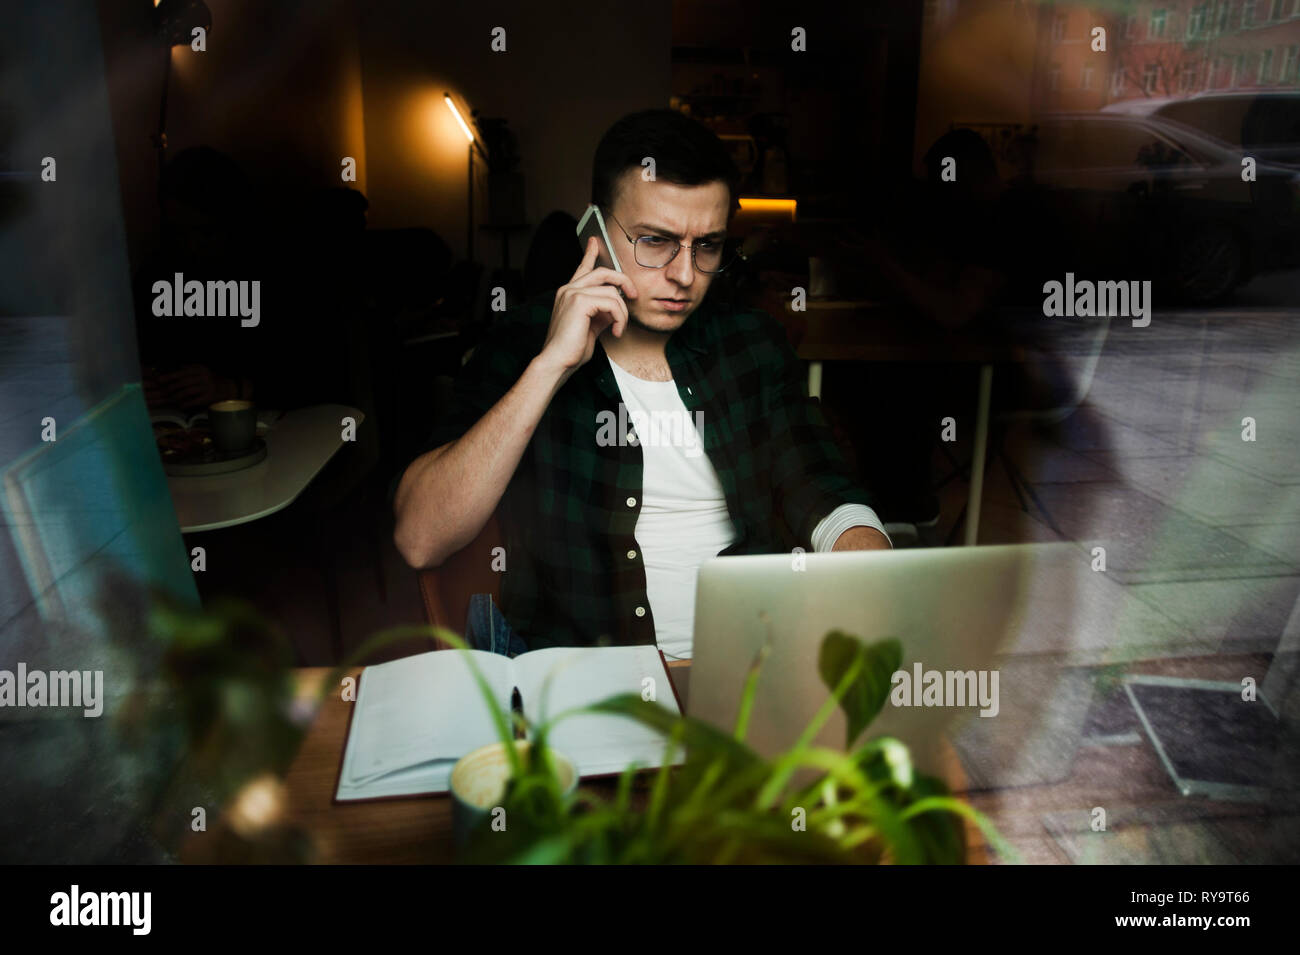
591 108 742 220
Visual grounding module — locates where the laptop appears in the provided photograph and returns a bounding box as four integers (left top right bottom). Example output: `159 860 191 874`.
687 543 1078 782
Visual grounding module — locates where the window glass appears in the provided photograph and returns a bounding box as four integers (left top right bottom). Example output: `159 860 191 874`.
1081 121 1185 167
1161 98 1247 143
1243 96 1300 146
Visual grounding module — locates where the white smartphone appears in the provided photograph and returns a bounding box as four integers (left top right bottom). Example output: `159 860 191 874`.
575 203 623 274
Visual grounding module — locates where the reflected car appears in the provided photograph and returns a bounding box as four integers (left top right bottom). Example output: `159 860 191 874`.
1102 91 1300 168
1025 112 1300 304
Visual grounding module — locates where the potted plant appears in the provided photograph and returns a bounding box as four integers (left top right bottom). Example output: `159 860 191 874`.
415 628 1013 864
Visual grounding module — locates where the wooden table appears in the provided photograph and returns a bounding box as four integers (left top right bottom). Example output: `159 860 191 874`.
792 301 1026 546
166 404 363 533
183 659 983 864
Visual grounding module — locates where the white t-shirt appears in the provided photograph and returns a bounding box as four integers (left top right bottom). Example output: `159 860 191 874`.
607 355 735 661
606 354 890 661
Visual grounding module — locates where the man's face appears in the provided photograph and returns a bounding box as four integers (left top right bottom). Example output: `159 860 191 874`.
606 170 730 335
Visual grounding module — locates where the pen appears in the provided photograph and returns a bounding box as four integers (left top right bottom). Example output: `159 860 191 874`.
511 686 526 740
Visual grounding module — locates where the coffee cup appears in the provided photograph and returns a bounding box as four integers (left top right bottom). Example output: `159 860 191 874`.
208 399 257 453
449 740 577 850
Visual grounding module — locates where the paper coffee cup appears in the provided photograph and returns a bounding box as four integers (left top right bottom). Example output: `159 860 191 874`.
449 741 576 849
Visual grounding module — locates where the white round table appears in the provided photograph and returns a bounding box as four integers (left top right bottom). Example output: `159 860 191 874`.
166 404 364 533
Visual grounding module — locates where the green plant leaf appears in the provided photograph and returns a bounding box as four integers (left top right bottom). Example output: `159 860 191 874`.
817 632 901 748
899 794 1022 864
851 736 914 791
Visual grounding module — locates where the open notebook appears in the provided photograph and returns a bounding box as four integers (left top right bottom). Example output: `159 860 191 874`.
335 645 684 801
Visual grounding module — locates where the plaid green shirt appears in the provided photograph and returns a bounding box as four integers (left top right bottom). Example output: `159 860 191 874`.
422 291 877 649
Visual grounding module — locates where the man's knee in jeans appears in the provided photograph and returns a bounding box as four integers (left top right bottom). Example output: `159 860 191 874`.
464 593 529 657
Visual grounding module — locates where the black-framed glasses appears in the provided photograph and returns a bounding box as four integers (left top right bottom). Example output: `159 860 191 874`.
606 211 739 274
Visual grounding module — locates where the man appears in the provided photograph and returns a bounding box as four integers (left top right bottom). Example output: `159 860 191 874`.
394 108 890 660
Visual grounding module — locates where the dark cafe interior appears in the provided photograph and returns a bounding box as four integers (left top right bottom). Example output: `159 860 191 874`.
3 0 1300 877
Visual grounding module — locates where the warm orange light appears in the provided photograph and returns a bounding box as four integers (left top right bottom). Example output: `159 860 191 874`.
225 774 287 838
738 197 797 221
443 92 475 144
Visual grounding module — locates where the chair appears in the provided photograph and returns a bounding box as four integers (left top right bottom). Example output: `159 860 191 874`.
992 315 1111 535
416 509 505 649
523 210 581 301
942 313 1112 542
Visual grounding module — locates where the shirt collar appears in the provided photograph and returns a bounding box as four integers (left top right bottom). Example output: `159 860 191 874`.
587 294 718 399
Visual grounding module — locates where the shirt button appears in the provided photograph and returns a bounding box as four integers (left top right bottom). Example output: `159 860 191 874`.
626 497 637 508
635 606 646 617
627 549 637 560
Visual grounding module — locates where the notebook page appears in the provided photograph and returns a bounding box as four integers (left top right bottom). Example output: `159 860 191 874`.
345 649 512 784
513 646 684 777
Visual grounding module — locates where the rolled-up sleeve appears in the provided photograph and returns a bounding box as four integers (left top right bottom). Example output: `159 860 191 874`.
811 503 891 551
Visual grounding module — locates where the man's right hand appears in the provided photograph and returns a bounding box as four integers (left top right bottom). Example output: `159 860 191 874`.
395 237 638 569
540 235 639 382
